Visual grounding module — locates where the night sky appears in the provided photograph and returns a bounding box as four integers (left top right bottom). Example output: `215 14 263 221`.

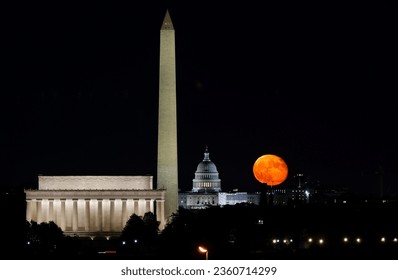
1 1 396 196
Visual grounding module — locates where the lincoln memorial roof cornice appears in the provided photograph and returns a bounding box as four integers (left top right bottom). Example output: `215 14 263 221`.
25 189 166 199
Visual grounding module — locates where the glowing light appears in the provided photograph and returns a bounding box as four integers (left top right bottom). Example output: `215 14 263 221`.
198 246 208 253
343 237 348 242
381 237 386 242
356 238 361 243
319 239 324 244
253 154 288 186
198 246 208 260
308 238 313 243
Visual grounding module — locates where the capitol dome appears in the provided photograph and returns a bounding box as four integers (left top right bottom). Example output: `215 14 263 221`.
192 146 221 192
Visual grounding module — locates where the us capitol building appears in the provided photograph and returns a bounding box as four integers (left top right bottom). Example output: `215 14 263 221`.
179 147 260 209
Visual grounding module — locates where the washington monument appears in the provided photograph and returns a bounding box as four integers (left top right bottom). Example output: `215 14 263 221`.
157 10 178 222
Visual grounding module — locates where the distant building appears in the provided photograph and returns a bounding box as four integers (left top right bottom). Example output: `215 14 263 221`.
179 147 260 209
262 173 350 206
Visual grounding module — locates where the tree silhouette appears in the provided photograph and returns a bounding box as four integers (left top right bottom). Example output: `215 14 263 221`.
25 220 64 255
120 214 146 243
142 212 160 243
119 212 160 256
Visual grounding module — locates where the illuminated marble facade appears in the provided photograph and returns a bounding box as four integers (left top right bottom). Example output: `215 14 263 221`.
157 9 179 220
25 176 166 237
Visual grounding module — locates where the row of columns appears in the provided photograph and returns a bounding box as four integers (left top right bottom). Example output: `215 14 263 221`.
26 198 165 233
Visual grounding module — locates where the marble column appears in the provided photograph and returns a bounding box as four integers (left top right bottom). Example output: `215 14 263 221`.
26 199 36 222
72 199 78 232
145 199 151 213
133 199 139 215
60 199 66 230
102 199 110 232
121 199 127 229
36 199 42 223
89 199 96 232
85 199 90 232
48 199 54 222
97 199 103 232
110 199 115 232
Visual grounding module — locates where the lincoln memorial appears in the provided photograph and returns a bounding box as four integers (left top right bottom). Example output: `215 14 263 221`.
25 176 166 238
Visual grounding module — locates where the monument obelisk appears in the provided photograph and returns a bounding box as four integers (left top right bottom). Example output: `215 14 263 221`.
157 10 178 222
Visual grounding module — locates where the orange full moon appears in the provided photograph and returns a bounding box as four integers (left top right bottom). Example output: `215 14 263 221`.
253 154 288 186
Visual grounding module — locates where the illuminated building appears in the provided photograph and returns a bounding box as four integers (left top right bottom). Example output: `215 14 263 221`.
24 10 177 237
25 176 165 237
179 147 260 209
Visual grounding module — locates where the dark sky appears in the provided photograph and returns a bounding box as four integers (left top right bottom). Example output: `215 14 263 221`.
1 1 397 196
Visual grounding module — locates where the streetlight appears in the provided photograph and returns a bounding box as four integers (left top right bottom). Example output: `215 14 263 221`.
198 246 208 260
